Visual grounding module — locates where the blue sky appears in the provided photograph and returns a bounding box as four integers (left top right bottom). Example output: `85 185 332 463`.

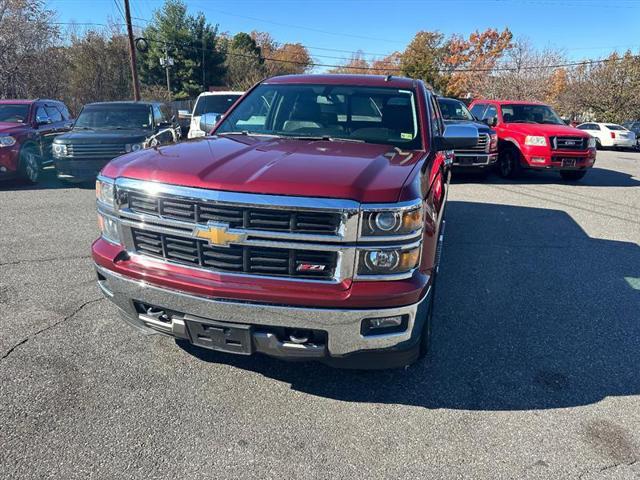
49 0 640 68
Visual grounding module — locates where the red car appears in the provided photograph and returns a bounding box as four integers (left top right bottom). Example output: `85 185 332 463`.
0 99 74 183
469 100 596 181
92 74 478 369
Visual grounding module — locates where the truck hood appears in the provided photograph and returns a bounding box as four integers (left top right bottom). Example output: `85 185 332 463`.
102 135 424 203
55 129 151 144
502 123 590 137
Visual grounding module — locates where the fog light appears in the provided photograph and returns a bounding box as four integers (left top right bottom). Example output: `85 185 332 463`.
0 166 6 172
365 250 400 270
361 314 408 336
531 157 546 163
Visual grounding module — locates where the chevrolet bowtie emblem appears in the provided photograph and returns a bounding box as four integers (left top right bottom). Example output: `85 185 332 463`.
193 222 246 247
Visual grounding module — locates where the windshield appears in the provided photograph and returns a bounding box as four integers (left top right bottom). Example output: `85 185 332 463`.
501 104 564 125
193 94 242 116
0 104 30 123
216 84 422 149
606 124 625 131
438 98 474 121
74 105 152 130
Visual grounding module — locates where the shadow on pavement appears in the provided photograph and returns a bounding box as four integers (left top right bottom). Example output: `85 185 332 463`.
452 165 640 187
178 200 640 411
0 167 94 191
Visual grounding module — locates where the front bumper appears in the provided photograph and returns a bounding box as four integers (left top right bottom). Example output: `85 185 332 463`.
96 263 429 366
55 158 111 181
452 152 498 168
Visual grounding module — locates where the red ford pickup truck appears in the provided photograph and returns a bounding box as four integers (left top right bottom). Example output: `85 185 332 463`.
469 100 596 181
92 74 478 369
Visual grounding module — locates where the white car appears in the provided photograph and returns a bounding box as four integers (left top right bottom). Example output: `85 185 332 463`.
187 91 244 139
576 122 637 149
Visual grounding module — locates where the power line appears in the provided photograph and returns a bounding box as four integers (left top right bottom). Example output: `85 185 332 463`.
49 22 640 74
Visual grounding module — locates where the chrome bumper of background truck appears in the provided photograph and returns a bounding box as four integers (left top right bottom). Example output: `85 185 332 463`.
96 264 430 359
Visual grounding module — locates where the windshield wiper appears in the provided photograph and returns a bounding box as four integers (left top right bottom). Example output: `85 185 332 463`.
217 131 282 137
283 135 365 143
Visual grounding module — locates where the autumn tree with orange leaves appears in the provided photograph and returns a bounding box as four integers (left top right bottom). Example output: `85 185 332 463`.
442 28 513 97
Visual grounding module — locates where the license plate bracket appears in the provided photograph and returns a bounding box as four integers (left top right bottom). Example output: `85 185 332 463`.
184 316 253 355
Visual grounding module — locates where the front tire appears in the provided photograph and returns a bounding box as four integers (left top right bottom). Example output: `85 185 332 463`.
560 170 587 181
18 145 41 184
498 147 521 178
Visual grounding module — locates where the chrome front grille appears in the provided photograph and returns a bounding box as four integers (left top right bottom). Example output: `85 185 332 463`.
551 136 587 150
456 132 490 153
131 228 337 279
113 178 361 283
67 143 126 159
127 191 342 234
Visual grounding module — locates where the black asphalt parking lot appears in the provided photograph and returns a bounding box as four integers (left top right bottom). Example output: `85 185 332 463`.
1 151 639 479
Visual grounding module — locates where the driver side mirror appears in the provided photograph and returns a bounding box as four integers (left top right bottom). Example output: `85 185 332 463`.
199 112 222 134
434 125 479 151
484 116 498 127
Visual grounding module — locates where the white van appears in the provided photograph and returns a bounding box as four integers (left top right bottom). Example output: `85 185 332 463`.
187 91 244 139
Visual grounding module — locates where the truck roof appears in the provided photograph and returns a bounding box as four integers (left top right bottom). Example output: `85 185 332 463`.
198 91 244 96
475 99 549 106
265 74 418 89
84 101 158 107
0 99 39 104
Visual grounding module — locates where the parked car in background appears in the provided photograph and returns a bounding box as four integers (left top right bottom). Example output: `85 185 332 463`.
469 100 596 181
577 122 637 150
622 121 640 147
0 99 73 183
53 101 180 182
437 96 497 173
187 91 243 139
93 74 479 369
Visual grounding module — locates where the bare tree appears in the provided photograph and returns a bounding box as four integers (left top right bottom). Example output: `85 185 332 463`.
481 39 566 101
0 0 64 99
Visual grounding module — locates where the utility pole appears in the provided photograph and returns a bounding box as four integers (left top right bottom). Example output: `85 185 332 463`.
160 46 174 95
123 0 141 101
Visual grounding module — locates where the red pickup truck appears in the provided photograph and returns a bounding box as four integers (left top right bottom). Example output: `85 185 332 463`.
92 74 478 369
469 100 596 181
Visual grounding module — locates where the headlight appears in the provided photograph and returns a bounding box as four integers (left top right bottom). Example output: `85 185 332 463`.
0 135 16 147
97 212 121 245
362 204 423 237
125 143 144 153
52 143 67 156
96 177 116 208
524 135 547 147
587 137 596 148
489 133 498 150
358 246 421 276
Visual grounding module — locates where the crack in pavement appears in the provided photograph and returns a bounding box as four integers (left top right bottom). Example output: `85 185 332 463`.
0 254 91 267
577 459 638 479
0 297 105 362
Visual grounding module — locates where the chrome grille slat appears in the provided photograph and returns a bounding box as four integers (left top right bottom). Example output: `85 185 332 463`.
67 144 126 158
125 191 342 235
551 136 587 150
456 132 490 153
131 228 337 279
